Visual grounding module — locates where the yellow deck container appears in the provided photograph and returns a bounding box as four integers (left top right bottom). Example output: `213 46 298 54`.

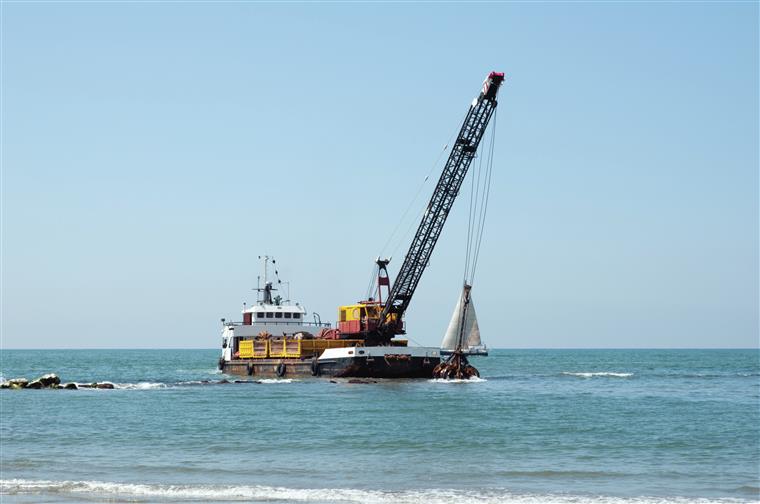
269 338 287 358
238 339 254 358
238 338 366 360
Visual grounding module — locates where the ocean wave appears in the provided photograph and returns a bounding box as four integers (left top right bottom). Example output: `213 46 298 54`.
113 382 168 390
681 373 760 379
256 378 295 384
496 470 627 479
0 479 747 503
562 372 634 378
735 485 760 495
113 378 296 388
428 376 487 384
175 380 211 386
58 379 298 390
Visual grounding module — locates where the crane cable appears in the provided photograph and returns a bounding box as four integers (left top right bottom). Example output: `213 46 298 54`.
463 110 497 286
471 111 498 281
366 109 469 301
453 110 497 352
364 264 378 301
363 144 450 302
377 107 471 260
379 143 449 258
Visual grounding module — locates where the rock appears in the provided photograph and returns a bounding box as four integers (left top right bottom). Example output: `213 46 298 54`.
0 382 9 389
218 379 230 384
8 378 29 389
96 382 115 389
37 374 61 387
63 383 78 390
25 374 61 389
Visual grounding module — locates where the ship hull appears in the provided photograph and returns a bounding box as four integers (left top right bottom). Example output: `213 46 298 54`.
317 355 439 378
221 346 441 379
222 358 315 378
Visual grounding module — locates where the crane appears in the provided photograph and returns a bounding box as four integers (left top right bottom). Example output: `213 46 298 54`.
337 71 505 346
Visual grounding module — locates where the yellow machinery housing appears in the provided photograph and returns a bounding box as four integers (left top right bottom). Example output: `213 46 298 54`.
338 302 399 335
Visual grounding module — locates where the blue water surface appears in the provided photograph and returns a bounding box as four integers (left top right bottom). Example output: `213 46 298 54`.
1 349 758 503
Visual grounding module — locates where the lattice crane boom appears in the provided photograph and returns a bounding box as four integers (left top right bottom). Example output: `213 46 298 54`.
376 72 505 342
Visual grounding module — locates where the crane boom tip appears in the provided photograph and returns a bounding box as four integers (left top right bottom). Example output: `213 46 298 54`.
482 72 505 100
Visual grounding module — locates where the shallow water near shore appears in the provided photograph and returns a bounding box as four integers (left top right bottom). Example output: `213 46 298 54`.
1 349 758 503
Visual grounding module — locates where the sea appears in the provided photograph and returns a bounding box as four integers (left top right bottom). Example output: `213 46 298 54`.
1 349 758 504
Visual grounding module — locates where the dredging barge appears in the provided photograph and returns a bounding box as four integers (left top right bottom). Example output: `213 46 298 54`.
219 257 440 378
218 71 504 379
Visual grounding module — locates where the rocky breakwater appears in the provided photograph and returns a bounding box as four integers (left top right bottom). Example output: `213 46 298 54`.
0 374 115 390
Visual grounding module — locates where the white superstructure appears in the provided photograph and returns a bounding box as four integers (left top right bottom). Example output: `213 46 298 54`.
220 256 331 361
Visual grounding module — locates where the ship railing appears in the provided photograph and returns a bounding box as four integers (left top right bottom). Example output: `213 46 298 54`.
224 321 332 328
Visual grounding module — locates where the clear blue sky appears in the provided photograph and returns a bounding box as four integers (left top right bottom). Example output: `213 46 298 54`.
2 2 757 349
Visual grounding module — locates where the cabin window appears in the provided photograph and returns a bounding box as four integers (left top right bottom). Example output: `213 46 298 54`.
257 312 265 318
266 312 274 318
275 312 283 319
293 313 301 319
340 310 346 322
284 313 292 319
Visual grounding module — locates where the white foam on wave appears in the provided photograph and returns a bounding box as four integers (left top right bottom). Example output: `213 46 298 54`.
0 479 743 504
113 382 168 390
562 372 634 378
428 376 487 384
176 380 213 386
39 379 298 390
